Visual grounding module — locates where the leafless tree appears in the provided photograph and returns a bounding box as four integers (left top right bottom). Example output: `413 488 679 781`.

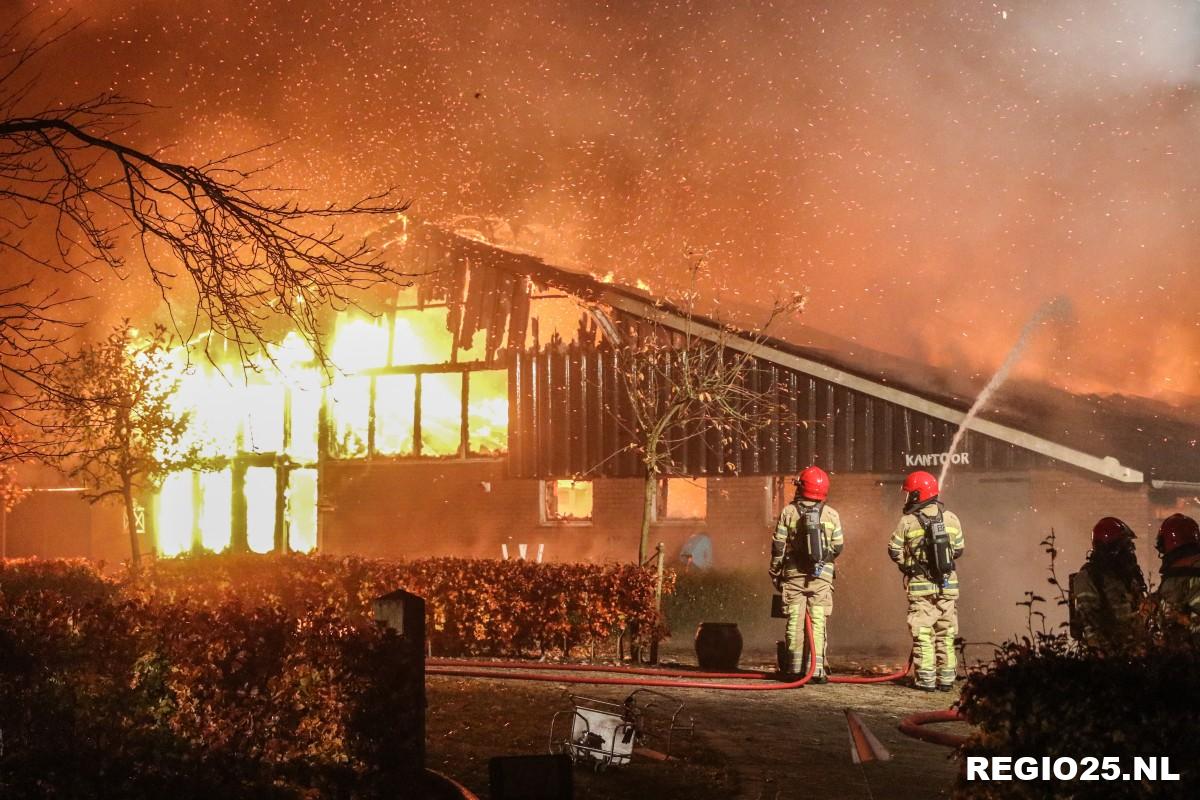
0 13 410 462
613 251 806 563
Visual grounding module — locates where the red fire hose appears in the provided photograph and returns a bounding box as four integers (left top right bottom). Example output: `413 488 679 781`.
427 616 911 691
429 618 816 690
897 708 968 748
428 654 909 684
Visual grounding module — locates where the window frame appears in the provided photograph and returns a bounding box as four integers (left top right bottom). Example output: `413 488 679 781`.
539 478 595 526
326 362 510 462
650 476 709 524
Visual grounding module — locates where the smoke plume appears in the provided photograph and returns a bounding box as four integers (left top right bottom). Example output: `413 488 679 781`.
9 0 1200 402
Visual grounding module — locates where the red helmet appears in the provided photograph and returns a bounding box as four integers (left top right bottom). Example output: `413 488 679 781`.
1156 513 1199 556
1092 517 1136 548
902 471 939 509
796 466 830 501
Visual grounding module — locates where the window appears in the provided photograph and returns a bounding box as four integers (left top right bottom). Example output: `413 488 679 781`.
287 468 318 553
542 479 593 523
467 370 508 455
420 373 463 455
374 374 417 455
329 367 508 459
329 376 371 457
654 478 707 522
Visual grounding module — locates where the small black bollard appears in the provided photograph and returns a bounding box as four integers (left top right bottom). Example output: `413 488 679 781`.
372 588 427 775
488 754 573 800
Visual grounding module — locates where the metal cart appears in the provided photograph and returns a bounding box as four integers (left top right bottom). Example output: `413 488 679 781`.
548 690 694 771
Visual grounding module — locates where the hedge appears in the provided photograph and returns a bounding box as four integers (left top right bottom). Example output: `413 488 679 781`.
0 555 670 797
138 553 673 657
0 559 421 799
954 535 1199 799
956 634 1198 799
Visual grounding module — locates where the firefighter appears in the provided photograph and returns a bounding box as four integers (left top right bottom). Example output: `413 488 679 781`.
1068 517 1147 650
887 471 964 692
769 465 844 683
1155 513 1200 634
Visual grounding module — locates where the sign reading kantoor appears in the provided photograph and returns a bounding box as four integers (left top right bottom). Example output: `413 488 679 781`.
904 452 970 468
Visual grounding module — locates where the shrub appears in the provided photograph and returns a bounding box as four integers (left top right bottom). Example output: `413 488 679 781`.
0 554 670 797
0 559 421 799
956 635 1198 799
954 532 1199 799
137 553 672 657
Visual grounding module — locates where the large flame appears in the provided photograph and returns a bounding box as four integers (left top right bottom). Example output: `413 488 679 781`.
153 306 508 557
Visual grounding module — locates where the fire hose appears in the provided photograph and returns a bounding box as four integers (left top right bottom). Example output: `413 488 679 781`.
897 708 968 748
427 615 910 690
428 654 908 684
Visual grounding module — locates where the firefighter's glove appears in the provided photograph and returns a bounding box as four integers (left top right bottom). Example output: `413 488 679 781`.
768 567 783 591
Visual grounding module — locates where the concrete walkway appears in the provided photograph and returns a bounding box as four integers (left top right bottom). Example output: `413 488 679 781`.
679 681 966 800
428 666 970 799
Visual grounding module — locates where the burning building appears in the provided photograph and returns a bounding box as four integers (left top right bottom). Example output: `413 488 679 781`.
4 219 1197 649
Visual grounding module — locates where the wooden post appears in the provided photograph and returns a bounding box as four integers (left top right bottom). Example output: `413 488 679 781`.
650 541 665 664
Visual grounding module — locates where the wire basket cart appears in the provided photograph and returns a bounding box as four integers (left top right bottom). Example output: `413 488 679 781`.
548 690 694 771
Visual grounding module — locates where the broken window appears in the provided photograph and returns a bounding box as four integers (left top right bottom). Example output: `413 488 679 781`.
155 468 233 556
467 370 508 455
153 302 509 557
326 308 509 460
420 373 464 456
329 376 371 458
654 478 707 522
287 468 318 553
543 479 593 523
374 374 417 455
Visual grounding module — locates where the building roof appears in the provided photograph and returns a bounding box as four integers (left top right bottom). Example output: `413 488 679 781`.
406 224 1200 485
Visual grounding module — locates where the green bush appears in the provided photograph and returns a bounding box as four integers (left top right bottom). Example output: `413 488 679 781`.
957 634 1198 799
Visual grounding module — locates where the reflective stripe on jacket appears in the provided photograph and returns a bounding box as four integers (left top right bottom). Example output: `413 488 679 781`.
773 501 844 580
887 505 964 598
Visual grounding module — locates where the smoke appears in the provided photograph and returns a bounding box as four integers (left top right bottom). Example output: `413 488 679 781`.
940 296 1072 488
7 0 1200 402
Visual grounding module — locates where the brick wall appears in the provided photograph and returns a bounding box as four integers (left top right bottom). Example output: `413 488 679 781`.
318 462 1162 657
8 454 1171 663
1029 467 1156 595
318 462 778 567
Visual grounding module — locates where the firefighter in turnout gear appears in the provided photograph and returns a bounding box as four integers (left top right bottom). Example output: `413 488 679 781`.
887 471 964 692
769 466 844 682
1068 517 1147 651
1155 513 1200 634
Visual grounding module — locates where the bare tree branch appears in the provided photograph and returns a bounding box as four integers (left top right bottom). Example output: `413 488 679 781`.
591 248 807 561
0 14 413 463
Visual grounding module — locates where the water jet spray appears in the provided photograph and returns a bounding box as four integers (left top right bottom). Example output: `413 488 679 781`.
939 297 1072 489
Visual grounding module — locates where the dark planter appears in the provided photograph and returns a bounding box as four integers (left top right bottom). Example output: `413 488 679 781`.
694 622 743 671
